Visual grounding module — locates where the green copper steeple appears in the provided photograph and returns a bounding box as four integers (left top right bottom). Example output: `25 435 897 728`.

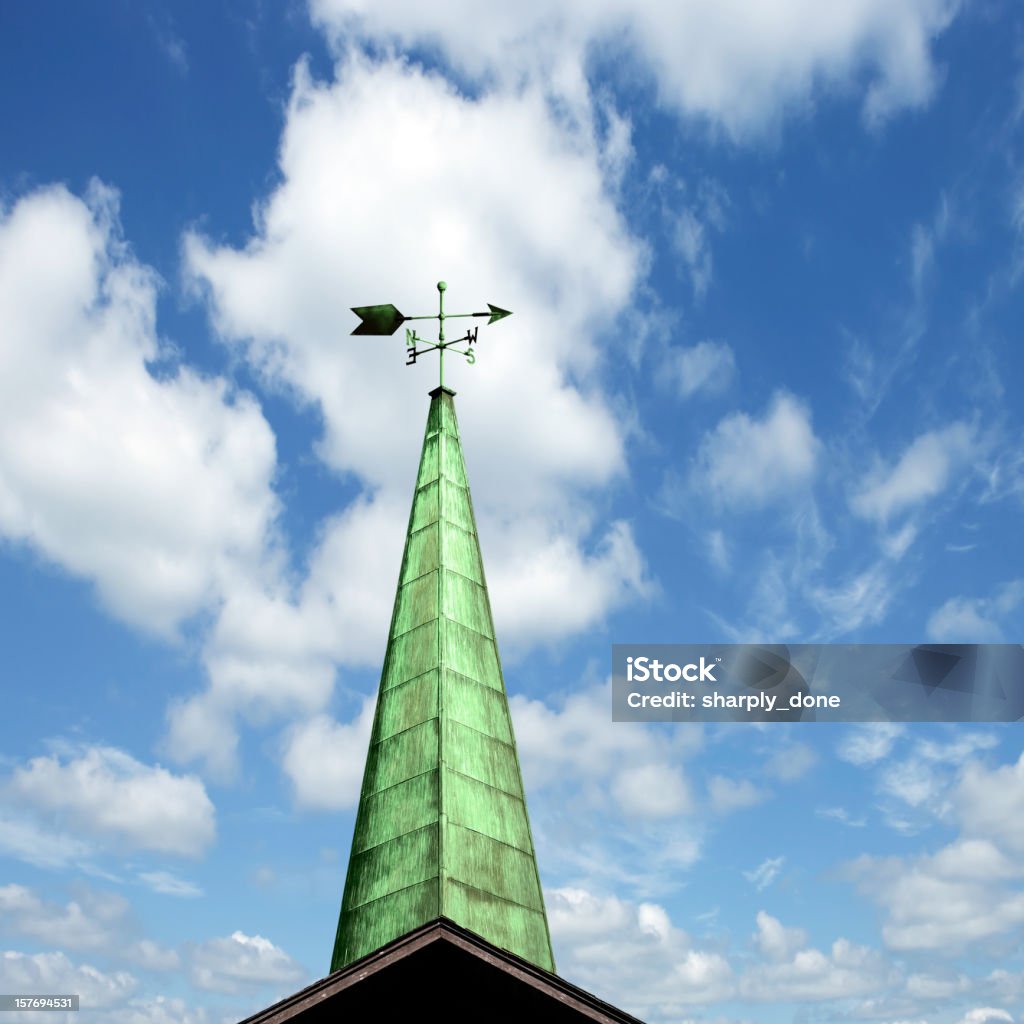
331 386 556 974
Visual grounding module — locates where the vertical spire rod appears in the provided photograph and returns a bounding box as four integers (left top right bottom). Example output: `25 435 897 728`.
437 280 446 389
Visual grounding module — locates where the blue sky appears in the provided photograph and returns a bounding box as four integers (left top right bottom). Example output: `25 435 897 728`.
1 2 1023 1022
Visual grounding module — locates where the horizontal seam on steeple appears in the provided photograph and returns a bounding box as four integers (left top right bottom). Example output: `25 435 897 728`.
442 764 527 802
444 820 535 858
344 873 440 914
387 610 494 641
351 819 438 859
442 717 516 750
441 879 549 916
405 517 476 542
355 765 437 803
398 566 485 589
369 708 516 750
352 815 533 862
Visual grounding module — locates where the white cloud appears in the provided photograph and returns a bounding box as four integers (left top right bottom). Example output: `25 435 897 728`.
0 183 280 638
311 0 961 138
753 911 807 962
926 580 1024 642
547 887 733 1018
175 49 654 772
0 813 94 869
764 742 817 782
280 699 375 811
740 936 891 1001
184 54 638 505
664 340 735 398
137 871 203 899
817 806 867 828
957 1009 1014 1024
744 856 784 891
706 529 730 571
809 561 896 634
673 209 714 298
124 941 181 973
954 752 1024 855
510 684 703 894
837 723 904 765
0 950 137 1010
188 931 305 995
904 970 970 999
510 684 699 796
612 764 693 818
0 884 130 951
852 422 976 524
484 519 653 650
0 883 182 979
877 757 947 817
695 392 821 508
853 730 998 834
846 838 1024 951
99 996 212 1024
8 746 215 857
707 775 764 814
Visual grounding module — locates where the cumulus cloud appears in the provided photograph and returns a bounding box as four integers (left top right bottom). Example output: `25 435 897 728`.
695 392 821 508
184 54 639 505
0 884 131 951
0 950 137 1010
0 883 182 977
311 0 961 138
837 723 904 765
845 729 997 834
957 1009 1014 1024
707 775 764 814
663 340 735 398
547 887 733 1018
753 911 808 962
954 751 1024 855
0 813 94 869
926 580 1024 642
847 749 1024 954
851 422 976 524
511 683 699 803
740 935 892 1001
484 520 652 650
0 183 280 638
188 931 305 995
280 698 375 811
7 746 215 857
611 764 693 818
173 48 656 772
846 837 1024 951
510 684 702 895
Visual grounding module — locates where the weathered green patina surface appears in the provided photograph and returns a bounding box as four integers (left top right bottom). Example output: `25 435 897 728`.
331 386 556 974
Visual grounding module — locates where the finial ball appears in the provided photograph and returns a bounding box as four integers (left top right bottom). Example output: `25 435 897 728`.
437 281 447 292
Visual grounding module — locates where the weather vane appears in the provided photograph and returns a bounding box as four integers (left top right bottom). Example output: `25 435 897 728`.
350 281 512 389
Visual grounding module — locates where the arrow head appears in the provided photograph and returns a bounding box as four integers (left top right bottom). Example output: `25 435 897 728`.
486 303 512 325
351 304 407 335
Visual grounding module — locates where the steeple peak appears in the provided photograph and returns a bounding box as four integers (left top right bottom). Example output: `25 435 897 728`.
331 387 555 973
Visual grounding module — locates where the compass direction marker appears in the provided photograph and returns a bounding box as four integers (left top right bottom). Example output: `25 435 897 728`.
350 281 513 388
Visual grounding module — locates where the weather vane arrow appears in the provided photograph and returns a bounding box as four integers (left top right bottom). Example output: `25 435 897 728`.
350 282 512 388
